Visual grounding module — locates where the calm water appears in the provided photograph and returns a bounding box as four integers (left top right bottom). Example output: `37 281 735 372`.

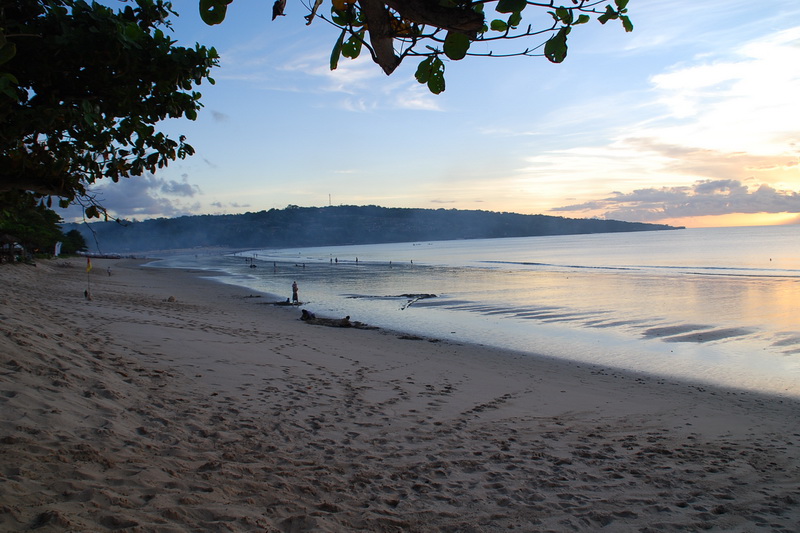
151 225 800 397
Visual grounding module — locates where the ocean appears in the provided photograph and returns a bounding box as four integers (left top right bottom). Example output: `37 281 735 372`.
150 225 800 398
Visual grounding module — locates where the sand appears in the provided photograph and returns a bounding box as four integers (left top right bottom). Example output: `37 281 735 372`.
1 257 798 532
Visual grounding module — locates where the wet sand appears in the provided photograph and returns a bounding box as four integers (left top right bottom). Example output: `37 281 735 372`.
1 257 799 532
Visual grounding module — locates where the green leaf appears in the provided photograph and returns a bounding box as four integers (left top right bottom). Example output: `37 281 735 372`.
490 19 508 32
331 6 356 26
621 14 634 32
544 27 570 63
415 57 433 84
415 57 445 94
330 30 346 70
331 10 346 25
0 42 16 66
496 0 526 15
555 7 572 25
124 22 142 41
615 0 630 10
428 69 445 94
443 32 470 61
598 5 618 25
508 12 522 27
341 31 364 59
199 0 228 25
575 14 590 25
430 57 446 94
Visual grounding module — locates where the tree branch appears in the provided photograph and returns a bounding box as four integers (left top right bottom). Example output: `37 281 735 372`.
358 0 401 75
384 0 484 36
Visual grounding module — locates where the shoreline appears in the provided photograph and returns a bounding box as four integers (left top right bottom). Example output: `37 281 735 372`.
2 258 799 532
148 252 800 401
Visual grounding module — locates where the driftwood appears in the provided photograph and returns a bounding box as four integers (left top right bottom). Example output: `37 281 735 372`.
301 314 377 330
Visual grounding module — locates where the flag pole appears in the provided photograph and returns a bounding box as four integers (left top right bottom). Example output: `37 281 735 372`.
85 257 92 300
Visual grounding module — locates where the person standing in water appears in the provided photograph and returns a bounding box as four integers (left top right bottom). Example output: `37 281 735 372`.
292 281 299 303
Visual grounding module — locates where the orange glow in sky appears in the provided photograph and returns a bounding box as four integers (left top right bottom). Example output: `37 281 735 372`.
659 213 800 229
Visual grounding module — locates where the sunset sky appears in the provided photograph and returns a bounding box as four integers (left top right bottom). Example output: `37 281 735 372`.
69 1 800 227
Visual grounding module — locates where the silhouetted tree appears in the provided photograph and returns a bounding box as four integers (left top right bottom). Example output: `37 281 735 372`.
0 192 62 254
61 229 88 255
0 0 218 217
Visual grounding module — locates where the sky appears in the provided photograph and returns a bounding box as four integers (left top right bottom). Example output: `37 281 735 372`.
62 1 800 228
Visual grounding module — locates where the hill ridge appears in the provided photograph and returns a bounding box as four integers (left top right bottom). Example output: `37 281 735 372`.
65 205 681 253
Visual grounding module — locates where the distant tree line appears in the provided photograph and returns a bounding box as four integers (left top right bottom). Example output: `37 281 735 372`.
65 205 680 254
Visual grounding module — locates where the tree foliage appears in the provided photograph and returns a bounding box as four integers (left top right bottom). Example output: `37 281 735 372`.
0 0 219 218
0 192 64 254
200 0 632 94
0 191 88 255
62 229 88 254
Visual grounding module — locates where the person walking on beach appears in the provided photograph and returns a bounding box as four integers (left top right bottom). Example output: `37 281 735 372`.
292 281 299 303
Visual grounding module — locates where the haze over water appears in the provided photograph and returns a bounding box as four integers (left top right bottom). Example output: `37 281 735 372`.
153 225 800 397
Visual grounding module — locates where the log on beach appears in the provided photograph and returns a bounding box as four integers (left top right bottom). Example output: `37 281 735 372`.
1 258 799 532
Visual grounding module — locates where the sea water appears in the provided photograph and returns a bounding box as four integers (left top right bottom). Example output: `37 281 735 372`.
151 225 800 397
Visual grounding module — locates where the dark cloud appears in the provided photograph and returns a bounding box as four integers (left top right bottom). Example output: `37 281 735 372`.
211 110 229 122
693 179 748 195
159 177 200 197
554 179 800 222
57 174 203 221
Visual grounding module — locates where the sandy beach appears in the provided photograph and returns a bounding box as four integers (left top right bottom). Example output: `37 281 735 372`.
1 257 799 532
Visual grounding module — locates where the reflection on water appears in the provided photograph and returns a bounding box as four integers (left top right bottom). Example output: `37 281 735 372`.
152 225 800 397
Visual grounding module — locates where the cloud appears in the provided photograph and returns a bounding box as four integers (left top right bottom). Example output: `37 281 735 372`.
514 26 800 219
258 44 443 111
159 177 200 197
338 97 377 112
553 179 800 222
210 201 251 210
89 174 203 220
623 138 800 182
320 60 443 112
206 20 442 112
643 26 800 154
278 52 381 95
391 86 443 112
211 110 229 122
